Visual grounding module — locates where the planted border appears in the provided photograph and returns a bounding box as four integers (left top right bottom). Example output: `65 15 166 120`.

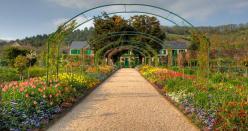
138 65 247 130
0 65 116 130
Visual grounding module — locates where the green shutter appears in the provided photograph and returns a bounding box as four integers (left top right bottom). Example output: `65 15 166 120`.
71 49 80 55
86 50 91 55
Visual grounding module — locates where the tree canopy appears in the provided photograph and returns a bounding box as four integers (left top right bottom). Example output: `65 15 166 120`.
90 14 166 51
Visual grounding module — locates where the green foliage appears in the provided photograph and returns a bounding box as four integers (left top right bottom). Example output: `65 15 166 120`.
210 72 227 83
90 14 166 51
0 67 19 82
130 15 166 50
139 65 248 130
3 46 30 66
14 55 29 79
46 20 77 79
25 66 46 78
0 65 114 130
0 59 8 66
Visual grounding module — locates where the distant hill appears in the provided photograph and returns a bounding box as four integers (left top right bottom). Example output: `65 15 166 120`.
3 23 248 52
0 39 7 43
163 23 248 50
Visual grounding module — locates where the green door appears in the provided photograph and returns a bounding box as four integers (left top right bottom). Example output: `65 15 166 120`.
124 58 129 68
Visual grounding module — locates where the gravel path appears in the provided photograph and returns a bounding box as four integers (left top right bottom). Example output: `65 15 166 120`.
48 68 199 131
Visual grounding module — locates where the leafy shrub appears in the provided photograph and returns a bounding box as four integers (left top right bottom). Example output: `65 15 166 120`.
24 66 46 78
14 55 29 80
0 67 19 82
0 59 8 66
210 72 228 83
49 73 100 91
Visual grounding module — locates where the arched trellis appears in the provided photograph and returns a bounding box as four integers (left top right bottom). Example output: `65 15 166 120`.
74 11 179 29
47 3 210 83
89 31 171 49
61 4 194 28
94 40 159 65
106 45 149 66
103 46 152 65
104 45 152 63
104 46 149 59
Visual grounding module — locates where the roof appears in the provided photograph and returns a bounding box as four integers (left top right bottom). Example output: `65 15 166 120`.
70 41 89 49
164 41 189 49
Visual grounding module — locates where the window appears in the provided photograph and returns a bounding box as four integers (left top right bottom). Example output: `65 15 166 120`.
179 50 185 53
71 49 80 55
86 49 92 55
163 49 167 55
160 49 167 55
172 50 177 56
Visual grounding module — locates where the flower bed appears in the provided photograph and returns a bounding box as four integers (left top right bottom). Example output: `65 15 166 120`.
139 65 248 130
0 65 115 130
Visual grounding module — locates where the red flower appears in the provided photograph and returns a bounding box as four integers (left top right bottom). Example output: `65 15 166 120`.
19 87 24 92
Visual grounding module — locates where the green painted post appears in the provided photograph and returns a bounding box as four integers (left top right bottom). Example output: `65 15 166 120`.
56 40 60 80
46 40 50 85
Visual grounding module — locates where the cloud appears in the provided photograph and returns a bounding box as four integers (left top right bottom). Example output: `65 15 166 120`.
53 18 68 26
48 0 248 23
0 36 15 41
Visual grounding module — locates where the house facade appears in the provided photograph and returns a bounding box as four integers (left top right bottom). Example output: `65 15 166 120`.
69 41 94 64
158 41 189 65
69 40 189 66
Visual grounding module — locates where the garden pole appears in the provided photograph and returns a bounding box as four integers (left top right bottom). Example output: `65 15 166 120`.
46 40 50 85
56 40 60 80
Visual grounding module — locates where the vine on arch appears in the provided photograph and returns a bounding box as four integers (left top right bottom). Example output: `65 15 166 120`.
46 21 76 83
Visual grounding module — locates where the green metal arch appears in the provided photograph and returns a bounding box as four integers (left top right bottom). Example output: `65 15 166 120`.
104 47 147 58
102 45 153 65
95 40 159 65
89 31 170 49
107 46 148 58
74 11 179 30
95 40 156 59
105 45 151 58
61 4 194 28
95 40 155 61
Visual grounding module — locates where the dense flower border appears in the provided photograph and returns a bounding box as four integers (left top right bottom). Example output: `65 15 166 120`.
0 65 115 130
138 65 247 130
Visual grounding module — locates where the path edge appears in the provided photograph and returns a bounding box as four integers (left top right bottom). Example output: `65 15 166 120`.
135 68 201 130
42 69 119 131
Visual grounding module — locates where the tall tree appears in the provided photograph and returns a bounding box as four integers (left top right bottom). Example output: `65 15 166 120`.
90 14 166 51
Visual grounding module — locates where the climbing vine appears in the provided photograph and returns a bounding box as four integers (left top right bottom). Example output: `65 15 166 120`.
46 21 76 83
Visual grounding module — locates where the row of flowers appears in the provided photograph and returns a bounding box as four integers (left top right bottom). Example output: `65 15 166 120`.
0 65 115 130
138 65 247 130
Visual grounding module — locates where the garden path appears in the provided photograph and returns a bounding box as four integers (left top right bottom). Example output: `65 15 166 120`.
48 68 199 131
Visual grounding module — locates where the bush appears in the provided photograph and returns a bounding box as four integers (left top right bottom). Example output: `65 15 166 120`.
0 59 8 66
210 72 227 83
0 67 19 82
24 66 46 78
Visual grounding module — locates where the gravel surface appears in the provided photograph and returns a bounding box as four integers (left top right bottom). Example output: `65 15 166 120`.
48 68 199 131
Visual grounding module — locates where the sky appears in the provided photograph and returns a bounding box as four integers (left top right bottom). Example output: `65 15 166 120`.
0 0 248 40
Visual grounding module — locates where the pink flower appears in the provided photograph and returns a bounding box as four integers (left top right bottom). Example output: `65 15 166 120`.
38 88 43 92
2 87 8 92
19 87 24 92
